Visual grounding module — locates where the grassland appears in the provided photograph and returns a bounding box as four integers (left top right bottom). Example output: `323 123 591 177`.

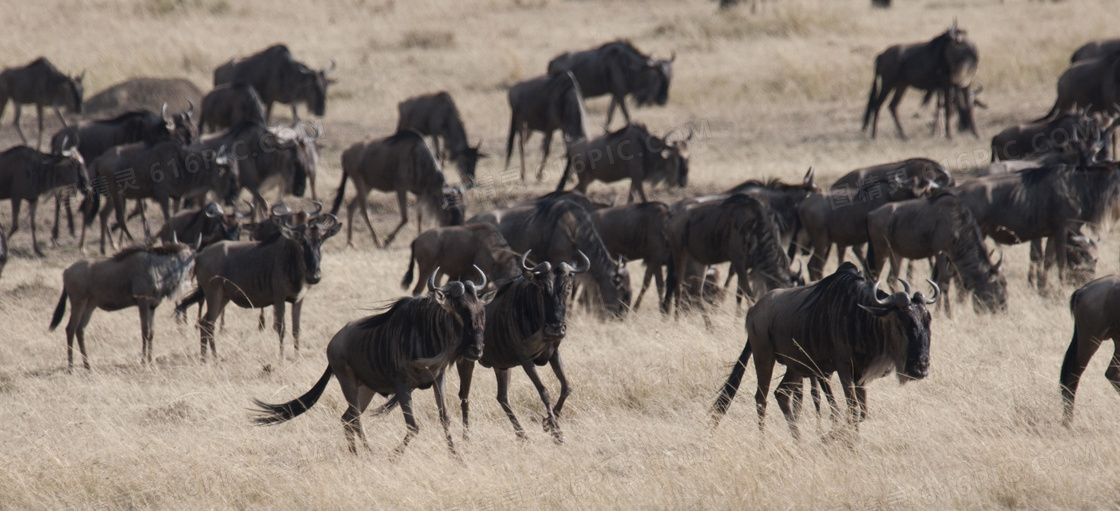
2 0 1120 509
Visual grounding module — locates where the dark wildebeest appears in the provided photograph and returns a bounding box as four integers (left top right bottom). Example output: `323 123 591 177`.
591 201 671 310
725 167 821 257
710 262 937 439
155 201 252 249
0 141 90 256
1060 275 1120 427
331 130 465 248
49 239 197 371
213 44 336 122
862 22 979 140
401 223 520 296
197 83 266 133
252 270 493 457
1071 38 1120 63
180 213 340 359
990 112 1111 162
505 71 590 182
468 193 632 318
547 40 673 129
1036 52 1120 121
397 91 484 188
556 123 691 203
268 120 322 200
866 192 1007 316
0 57 84 149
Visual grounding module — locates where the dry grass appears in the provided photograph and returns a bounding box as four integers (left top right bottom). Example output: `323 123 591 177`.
2 0 1120 509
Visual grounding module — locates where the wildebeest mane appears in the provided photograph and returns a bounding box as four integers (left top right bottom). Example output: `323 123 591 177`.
352 295 463 372
488 276 547 348
796 262 885 374
111 243 189 261
531 196 612 269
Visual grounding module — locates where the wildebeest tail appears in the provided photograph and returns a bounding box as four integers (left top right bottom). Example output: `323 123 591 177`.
174 287 205 323
711 340 753 426
49 289 68 331
401 240 417 290
556 155 575 192
252 366 334 425
329 168 349 216
505 113 517 170
80 191 100 226
861 69 880 131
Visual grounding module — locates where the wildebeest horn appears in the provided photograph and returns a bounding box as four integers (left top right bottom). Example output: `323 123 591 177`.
917 279 940 304
271 202 291 217
307 121 321 140
236 200 255 219
316 213 339 231
194 233 202 250
324 59 337 74
870 280 888 304
898 278 912 296
161 102 170 123
804 166 816 186
617 255 624 268
564 250 591 274
467 264 487 290
186 98 195 115
427 266 441 293
669 51 676 63
993 251 1004 272
792 260 803 282
171 231 179 245
309 200 323 217
204 202 223 218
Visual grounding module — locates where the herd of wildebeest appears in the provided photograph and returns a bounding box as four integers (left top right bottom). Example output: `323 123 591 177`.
1 21 1120 457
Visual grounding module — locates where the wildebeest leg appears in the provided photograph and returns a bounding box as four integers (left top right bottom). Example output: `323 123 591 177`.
337 374 373 454
28 198 44 257
850 244 868 272
549 352 572 418
139 301 155 365
753 348 776 432
855 385 869 422
432 371 458 456
381 189 410 247
456 360 475 440
887 86 909 140
774 370 803 440
1028 239 1042 288
36 104 45 150
521 360 562 442
273 296 287 359
807 236 831 282
934 255 952 318
70 303 95 371
291 300 302 353
199 292 228 361
8 199 21 240
942 88 953 140
494 368 527 439
392 384 419 459
1060 328 1101 427
12 104 28 145
517 128 529 182
536 132 553 182
633 265 656 311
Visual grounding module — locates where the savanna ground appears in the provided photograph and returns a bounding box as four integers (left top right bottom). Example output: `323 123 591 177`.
1 0 1119 509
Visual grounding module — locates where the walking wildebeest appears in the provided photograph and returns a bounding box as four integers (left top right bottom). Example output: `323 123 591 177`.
401 223 520 296
213 44 336 122
991 113 1112 162
505 71 590 182
1037 52 1120 121
0 57 84 149
866 192 1007 315
862 22 979 139
591 201 672 310
197 83 266 133
331 130 465 248
711 262 937 439
547 40 674 129
468 193 632 318
252 269 493 457
155 201 251 249
397 91 484 188
49 239 197 370
1071 38 1120 63
556 123 691 203
1060 275 1120 427
0 141 89 256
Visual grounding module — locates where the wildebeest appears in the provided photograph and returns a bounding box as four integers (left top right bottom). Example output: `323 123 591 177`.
83 77 202 118
1036 52 1120 121
866 192 1007 315
0 57 84 149
711 263 937 438
49 239 196 371
1071 38 1120 63
0 141 89 256
862 22 979 139
556 123 691 203
991 112 1112 162
331 130 465 247
252 270 493 457
725 167 820 257
197 83 267 133
397 91 484 188
401 223 520 296
547 40 673 129
155 201 252 249
505 71 590 182
1060 275 1120 427
269 120 322 200
213 44 336 122
591 201 671 310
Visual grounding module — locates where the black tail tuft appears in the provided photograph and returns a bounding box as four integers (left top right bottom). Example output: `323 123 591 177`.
174 287 205 322
329 171 349 216
711 340 754 426
401 241 417 290
49 289 68 331
252 367 334 425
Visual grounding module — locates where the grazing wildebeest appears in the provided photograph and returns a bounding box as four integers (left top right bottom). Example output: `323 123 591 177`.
397 91 484 188
591 201 671 310
49 239 197 371
991 113 1111 162
1061 231 1099 287
866 192 1007 315
213 44 336 122
662 194 795 316
468 193 632 318
331 130 465 248
0 57 84 149
401 223 520 296
181 213 340 359
252 269 493 457
197 83 266 133
556 123 691 203
1060 275 1120 427
711 262 937 439
1036 53 1120 121
547 40 674 129
155 201 252 249
457 251 586 442
505 71 590 182
1071 38 1120 63
0 141 89 256
83 77 202 118
862 22 979 139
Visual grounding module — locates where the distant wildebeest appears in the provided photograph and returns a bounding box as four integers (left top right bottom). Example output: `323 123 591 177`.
252 269 493 457
1071 38 1120 64
557 123 691 203
83 77 202 118
49 239 197 371
401 223 520 296
866 192 1007 316
711 262 937 439
547 40 674 129
197 83 266 133
468 193 632 318
155 201 252 249
0 57 84 149
505 71 590 182
213 44 336 121
991 112 1112 162
1060 275 1120 427
862 22 979 139
397 91 484 188
1036 52 1120 121
591 201 672 310
331 130 465 247
0 140 89 256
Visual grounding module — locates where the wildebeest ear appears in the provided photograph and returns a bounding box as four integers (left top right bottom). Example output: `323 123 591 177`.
432 289 446 305
480 289 496 304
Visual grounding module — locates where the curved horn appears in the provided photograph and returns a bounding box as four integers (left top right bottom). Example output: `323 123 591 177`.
520 249 533 272
186 98 195 115
236 200 255 219
194 233 203 250
469 264 487 290
871 280 889 305
793 260 803 282
307 121 321 140
571 250 591 274
171 231 179 245
324 59 337 74
993 251 1004 272
204 202 223 218
898 278 912 296
920 279 940 304
427 266 441 293
315 213 339 231
161 102 170 123
804 166 816 185
271 202 291 217
308 200 323 217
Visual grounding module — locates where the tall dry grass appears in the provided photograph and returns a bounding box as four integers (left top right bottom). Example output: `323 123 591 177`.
2 0 1120 509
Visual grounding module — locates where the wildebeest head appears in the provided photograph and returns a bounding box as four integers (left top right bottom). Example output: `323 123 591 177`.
428 265 494 361
972 250 1008 313
632 52 674 107
59 70 85 114
279 213 341 285
521 250 589 339
440 186 467 226
54 136 90 194
172 99 199 144
208 145 242 206
860 279 937 382
295 60 336 117
941 21 979 87
656 126 692 188
455 140 485 188
203 201 252 243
